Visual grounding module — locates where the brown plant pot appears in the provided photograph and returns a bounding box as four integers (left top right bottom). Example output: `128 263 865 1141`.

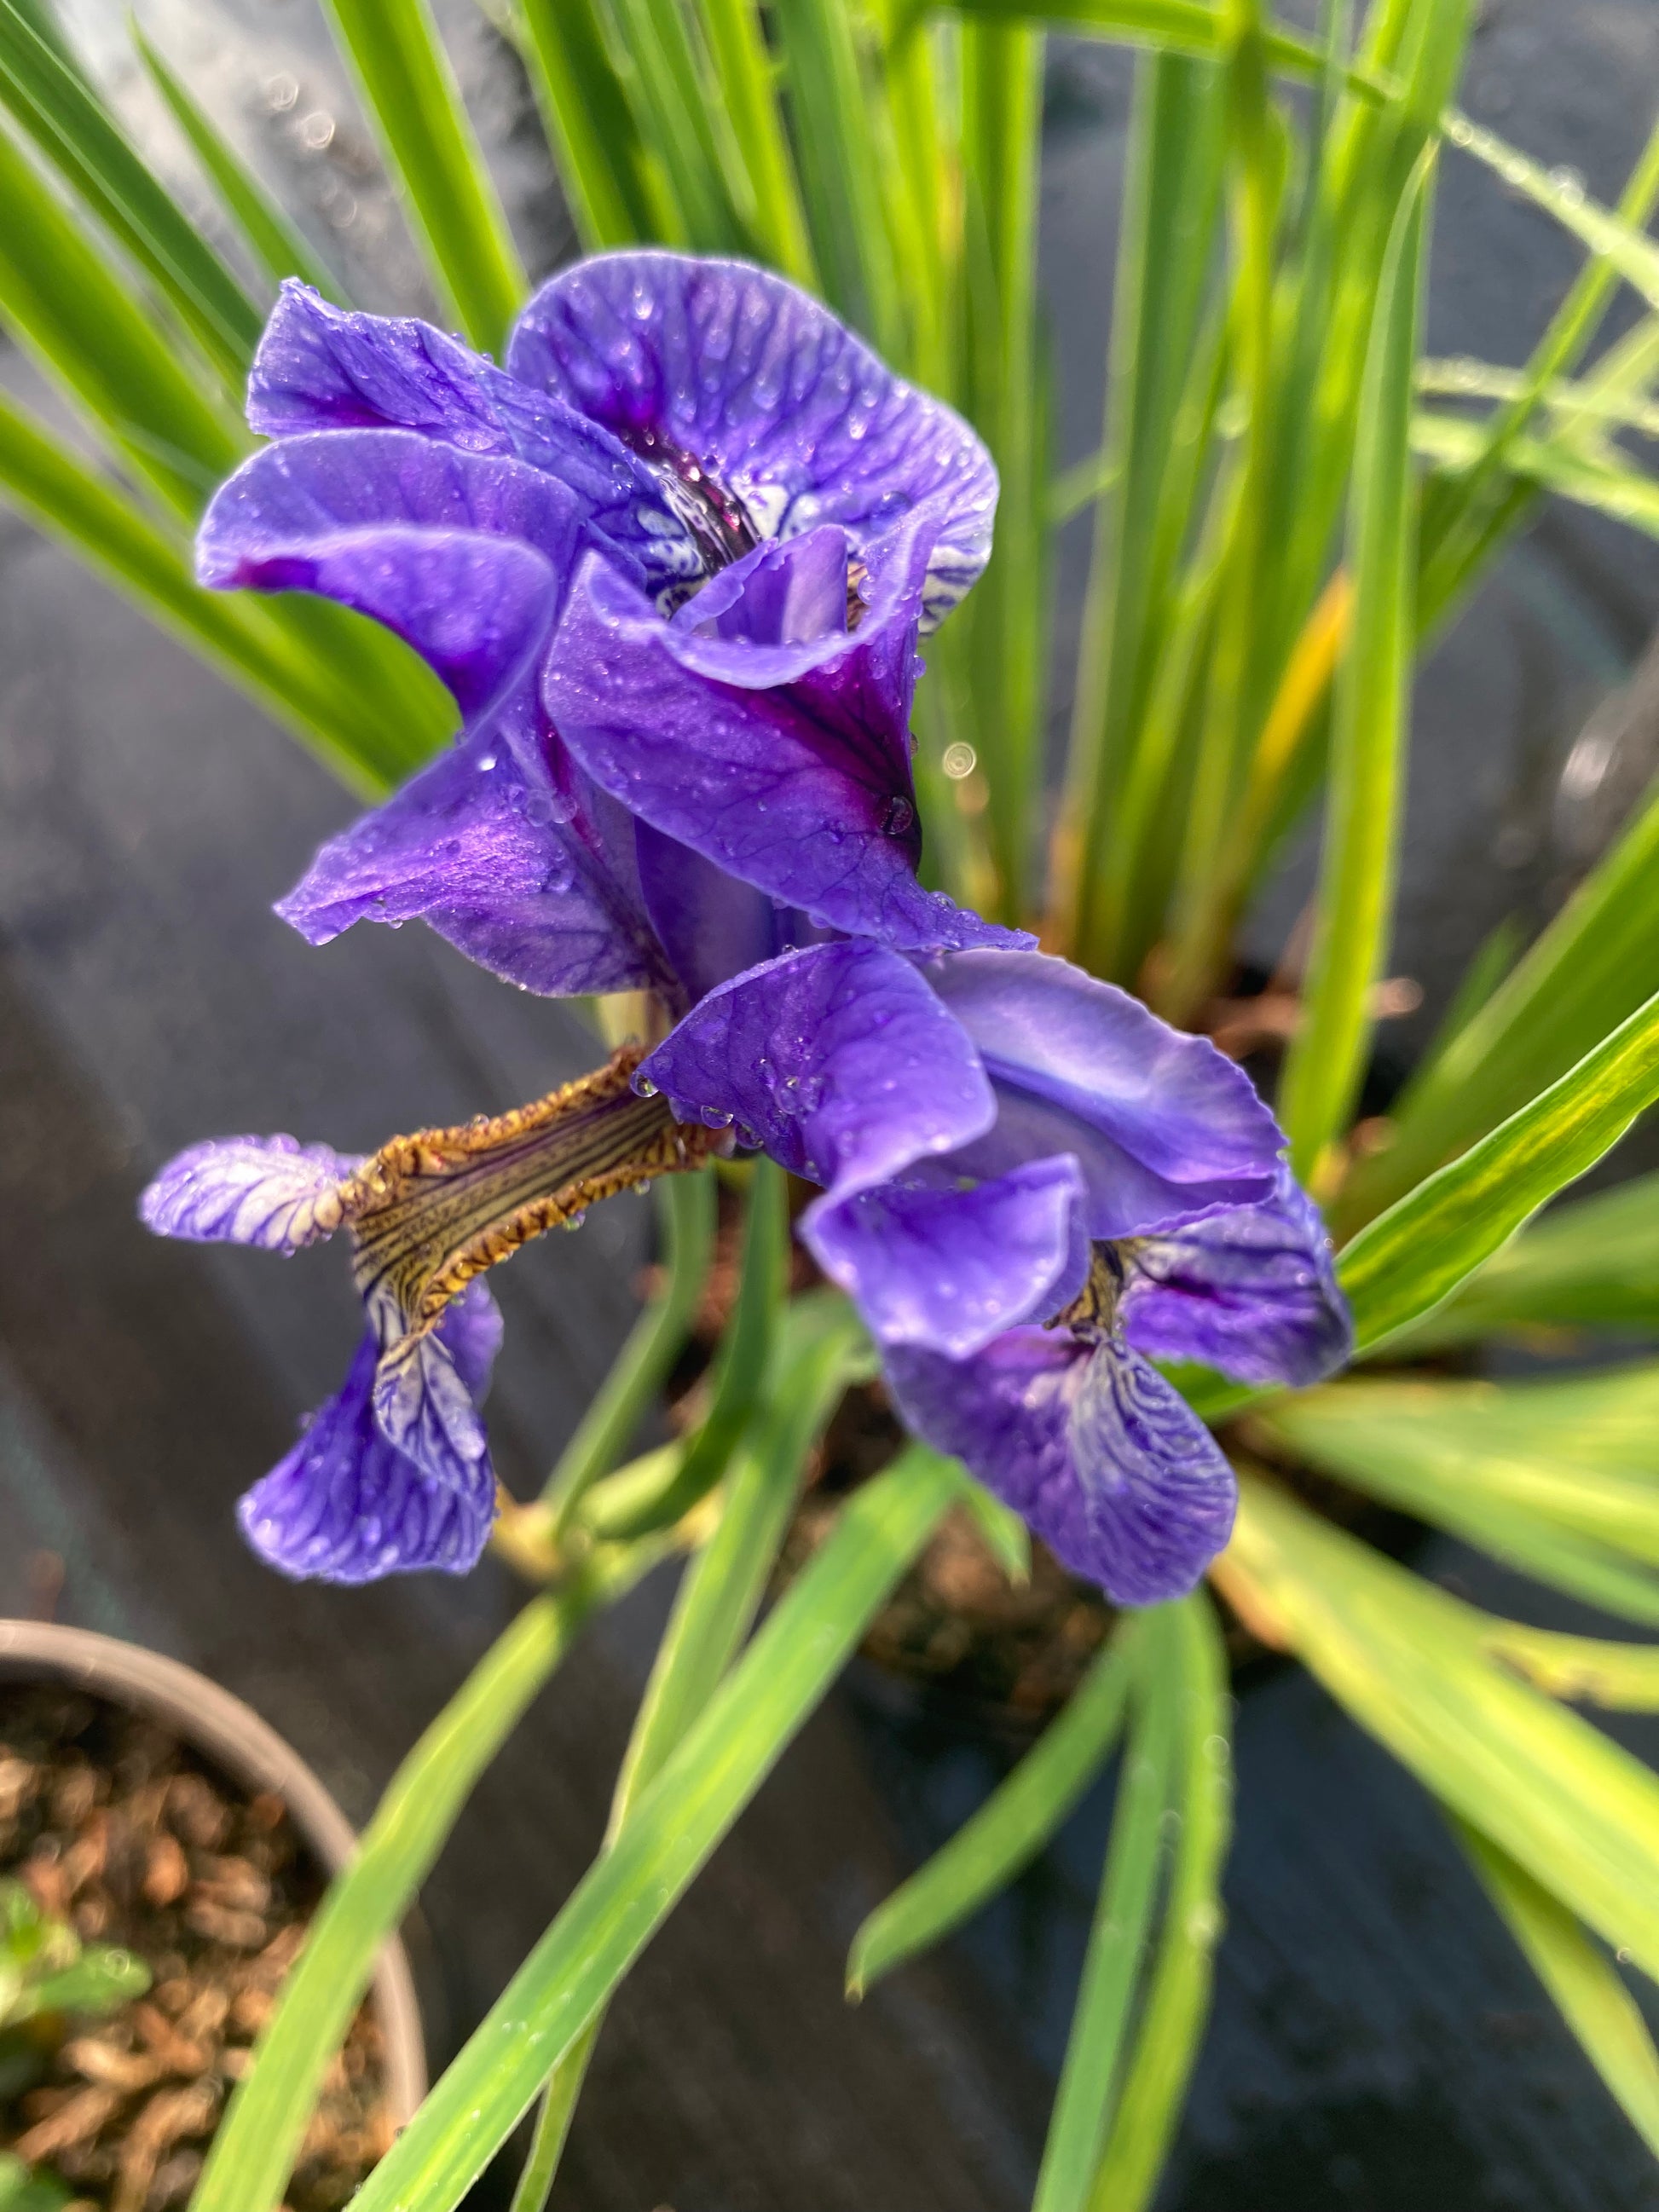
0 1618 425 2180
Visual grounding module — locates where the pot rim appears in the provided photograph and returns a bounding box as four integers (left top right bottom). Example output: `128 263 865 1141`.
0 1617 425 2125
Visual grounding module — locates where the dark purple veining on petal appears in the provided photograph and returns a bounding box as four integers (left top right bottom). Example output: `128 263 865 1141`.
238 1285 500 1583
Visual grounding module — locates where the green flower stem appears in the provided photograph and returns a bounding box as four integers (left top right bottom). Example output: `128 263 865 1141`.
542 1169 717 1530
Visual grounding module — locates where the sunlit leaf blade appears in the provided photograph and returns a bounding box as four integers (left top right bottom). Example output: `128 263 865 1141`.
188 1564 656 2212
1278 145 1431 1181
613 1288 872 1810
1062 49 1227 976
934 0 1372 89
1417 110 1659 626
346 1447 962 2212
0 0 262 382
0 384 431 794
132 24 344 300
849 1621 1136 1998
772 0 901 349
513 0 657 248
604 0 748 256
1457 1821 1659 2159
1085 1594 1229 2212
1253 1367 1659 1621
0 113 244 513
318 0 526 351
1414 410 1659 540
1447 113 1659 323
543 1170 717 1525
1396 1170 1659 1347
957 1475 1034 1585
1336 985 1659 1349
585 1158 791 1542
695 0 818 286
1034 1614 1176 2212
949 14 1047 920
1479 1620 1659 1712
1214 1475 1659 1984
521 1273 849 2202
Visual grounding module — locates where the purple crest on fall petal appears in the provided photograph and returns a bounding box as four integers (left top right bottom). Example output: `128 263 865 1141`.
884 1331 1237 1606
238 1284 502 1583
1122 1167 1353 1388
139 1134 357 1252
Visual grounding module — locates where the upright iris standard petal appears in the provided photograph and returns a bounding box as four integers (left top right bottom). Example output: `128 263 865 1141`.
239 1283 503 1583
198 430 587 723
506 250 997 626
928 950 1283 1235
546 528 1028 954
246 281 699 606
884 1329 1237 1606
139 1134 358 1251
278 726 672 998
1121 1168 1353 1387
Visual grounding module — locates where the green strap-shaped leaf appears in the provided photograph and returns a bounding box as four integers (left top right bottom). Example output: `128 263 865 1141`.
929 0 1378 90
347 1447 962 2212
604 0 750 257
849 1621 1136 1998
1338 985 1659 1350
513 1279 861 2205
1061 49 1227 977
0 384 441 794
586 1158 791 1544
696 0 818 286
1401 1168 1659 1345
1278 145 1431 1179
514 0 658 248
188 1557 657 2212
771 0 902 351
319 0 526 352
1035 1615 1178 2212
1457 1821 1659 2157
0 112 244 514
1085 1594 1230 2212
133 25 343 300
0 0 262 383
1221 1476 1659 1985
1254 1367 1659 1622
542 1170 718 1525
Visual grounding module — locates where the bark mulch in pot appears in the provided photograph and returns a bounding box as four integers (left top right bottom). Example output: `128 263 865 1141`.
0 1685 390 2212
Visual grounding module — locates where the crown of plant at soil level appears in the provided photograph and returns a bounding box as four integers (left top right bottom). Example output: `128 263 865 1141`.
140 252 1350 1598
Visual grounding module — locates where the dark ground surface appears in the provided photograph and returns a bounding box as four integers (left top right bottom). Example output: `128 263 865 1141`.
2 1 1659 2205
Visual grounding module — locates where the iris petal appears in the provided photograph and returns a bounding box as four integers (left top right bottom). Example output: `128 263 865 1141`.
246 280 697 604
546 527 1029 953
639 939 995 1187
278 725 672 998
928 950 1282 1236
1122 1167 1353 1387
140 1135 356 1252
238 1284 501 1583
198 430 587 724
506 250 997 627
884 1329 1235 1605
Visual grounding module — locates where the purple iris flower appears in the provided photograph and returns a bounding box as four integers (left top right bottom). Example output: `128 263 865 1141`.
142 250 1350 1599
199 251 1018 1009
640 942 1350 1604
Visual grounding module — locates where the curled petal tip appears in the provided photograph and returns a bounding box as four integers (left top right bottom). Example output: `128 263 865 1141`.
140 1134 356 1253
